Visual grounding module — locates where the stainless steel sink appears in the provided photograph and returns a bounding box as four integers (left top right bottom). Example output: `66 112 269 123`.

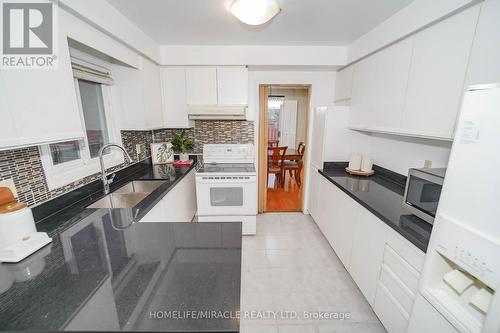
87 180 167 208
87 192 149 208
114 180 167 194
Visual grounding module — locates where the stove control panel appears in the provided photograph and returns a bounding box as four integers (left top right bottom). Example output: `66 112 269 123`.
203 144 255 164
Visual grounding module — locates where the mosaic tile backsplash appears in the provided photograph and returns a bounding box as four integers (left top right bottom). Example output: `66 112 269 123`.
153 120 254 153
0 120 254 207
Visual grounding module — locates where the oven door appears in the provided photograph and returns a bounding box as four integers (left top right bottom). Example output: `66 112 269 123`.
196 175 257 216
403 170 443 223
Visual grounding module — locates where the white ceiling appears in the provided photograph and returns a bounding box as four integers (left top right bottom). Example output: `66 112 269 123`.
106 0 414 46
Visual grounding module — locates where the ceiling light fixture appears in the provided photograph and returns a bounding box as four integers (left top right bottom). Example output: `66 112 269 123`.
230 0 281 26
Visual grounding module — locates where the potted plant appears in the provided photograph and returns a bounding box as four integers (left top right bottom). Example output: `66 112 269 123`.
171 130 194 162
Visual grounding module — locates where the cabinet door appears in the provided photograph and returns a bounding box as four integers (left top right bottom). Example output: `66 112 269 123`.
318 178 356 267
139 197 166 222
163 170 196 222
349 208 387 306
400 6 480 139
141 57 164 129
349 38 413 133
217 67 248 105
369 37 413 133
308 168 321 222
112 63 147 130
0 28 83 148
334 66 354 103
0 79 19 149
349 55 378 129
185 67 218 105
160 67 194 128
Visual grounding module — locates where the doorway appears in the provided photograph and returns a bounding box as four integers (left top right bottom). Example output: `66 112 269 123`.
258 84 311 213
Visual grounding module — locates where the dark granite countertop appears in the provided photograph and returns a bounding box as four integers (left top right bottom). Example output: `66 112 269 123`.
0 159 242 332
318 166 432 253
33 160 198 233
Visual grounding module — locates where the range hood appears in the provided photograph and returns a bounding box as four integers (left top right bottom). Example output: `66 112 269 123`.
187 105 247 120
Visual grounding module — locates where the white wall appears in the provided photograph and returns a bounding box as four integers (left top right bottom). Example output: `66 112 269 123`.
160 45 347 66
323 107 452 176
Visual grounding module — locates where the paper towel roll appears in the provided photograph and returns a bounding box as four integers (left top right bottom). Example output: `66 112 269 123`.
348 153 362 170
361 157 373 172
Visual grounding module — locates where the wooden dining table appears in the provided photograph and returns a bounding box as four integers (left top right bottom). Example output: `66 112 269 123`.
267 148 301 161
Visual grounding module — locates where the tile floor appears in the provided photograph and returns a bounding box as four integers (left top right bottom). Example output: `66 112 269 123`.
240 213 386 333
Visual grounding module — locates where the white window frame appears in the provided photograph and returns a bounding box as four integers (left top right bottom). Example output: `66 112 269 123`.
40 76 124 190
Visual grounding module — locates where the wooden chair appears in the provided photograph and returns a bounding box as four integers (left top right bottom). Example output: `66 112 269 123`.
267 146 287 188
284 142 305 186
268 139 279 147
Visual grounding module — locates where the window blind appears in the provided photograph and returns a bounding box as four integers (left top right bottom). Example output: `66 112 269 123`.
71 57 114 85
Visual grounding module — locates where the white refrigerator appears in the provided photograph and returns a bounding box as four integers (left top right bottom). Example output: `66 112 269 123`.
408 84 500 333
306 106 329 220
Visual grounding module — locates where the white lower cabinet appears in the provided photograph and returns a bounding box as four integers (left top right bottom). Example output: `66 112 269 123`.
348 208 387 306
314 177 426 333
317 176 356 267
139 170 196 222
374 283 410 333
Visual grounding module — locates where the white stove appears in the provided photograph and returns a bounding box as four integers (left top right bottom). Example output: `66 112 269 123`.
195 144 257 235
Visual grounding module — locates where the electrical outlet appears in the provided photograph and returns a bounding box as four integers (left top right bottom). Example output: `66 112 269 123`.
424 160 433 168
0 179 18 197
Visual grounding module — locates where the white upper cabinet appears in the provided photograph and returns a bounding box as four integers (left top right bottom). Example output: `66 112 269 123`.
349 55 378 129
349 37 413 133
334 65 354 104
185 66 248 107
112 57 164 130
217 67 249 105
369 37 413 133
160 67 194 128
348 7 480 140
400 6 480 140
0 28 83 150
141 58 164 129
185 67 218 105
0 81 19 148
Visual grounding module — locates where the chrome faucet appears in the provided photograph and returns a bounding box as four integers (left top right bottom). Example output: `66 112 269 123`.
98 143 133 195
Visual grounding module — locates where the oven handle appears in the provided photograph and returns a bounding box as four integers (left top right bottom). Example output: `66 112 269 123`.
196 177 256 184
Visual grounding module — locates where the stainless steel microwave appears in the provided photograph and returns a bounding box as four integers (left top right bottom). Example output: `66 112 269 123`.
403 168 446 224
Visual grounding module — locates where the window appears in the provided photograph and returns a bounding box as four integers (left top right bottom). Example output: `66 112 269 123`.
78 80 110 158
49 140 81 165
40 50 122 190
48 80 111 165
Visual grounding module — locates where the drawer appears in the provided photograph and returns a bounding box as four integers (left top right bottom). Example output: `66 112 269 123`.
374 283 409 333
380 264 416 314
383 245 421 294
386 229 425 272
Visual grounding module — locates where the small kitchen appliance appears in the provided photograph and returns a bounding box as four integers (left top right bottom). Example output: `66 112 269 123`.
195 144 257 235
0 188 52 263
403 167 446 224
